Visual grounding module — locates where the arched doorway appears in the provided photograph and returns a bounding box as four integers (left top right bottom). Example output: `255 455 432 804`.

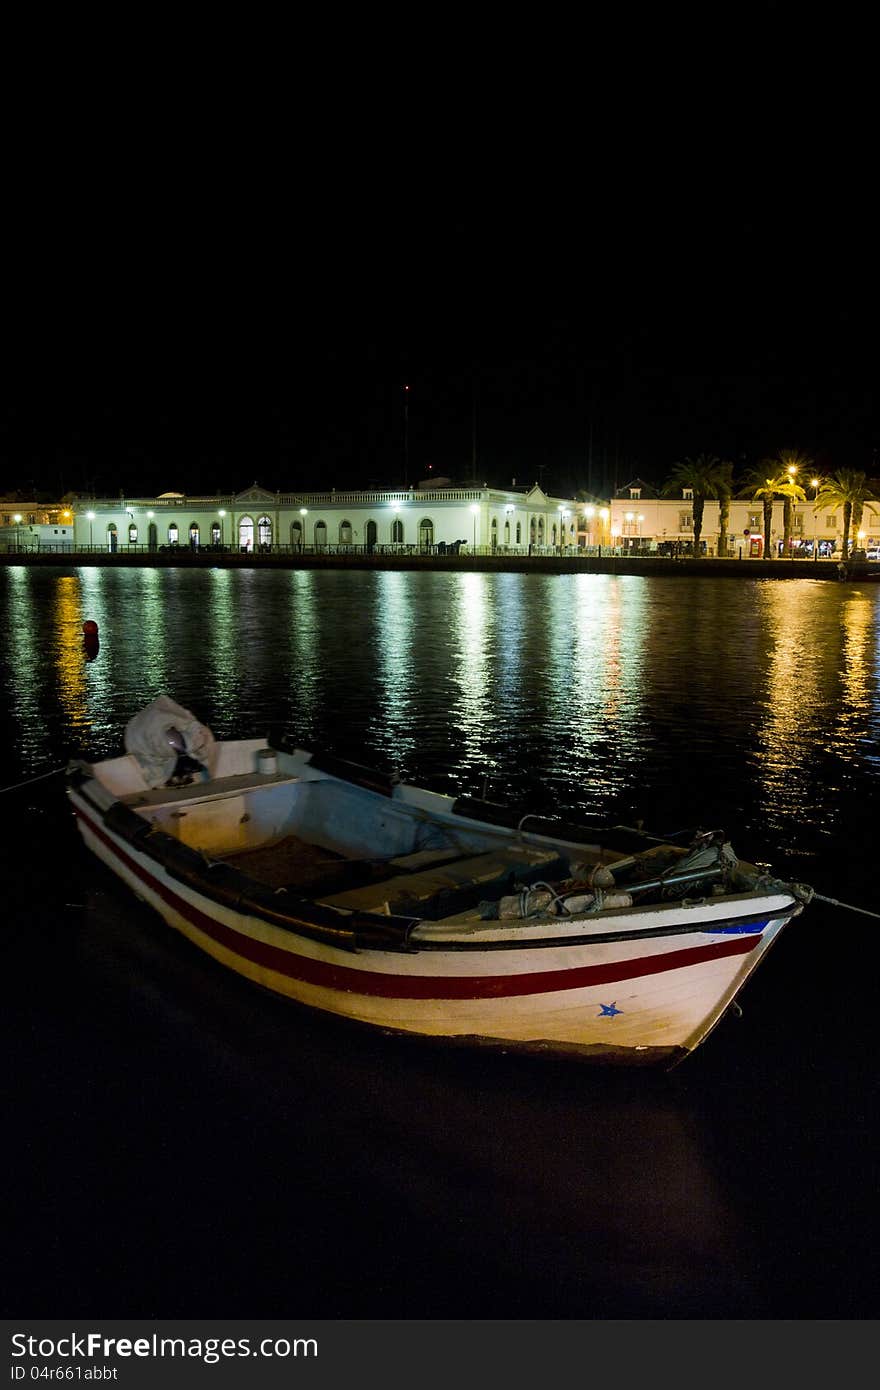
257 514 272 550
314 521 327 549
189 523 200 550
419 517 434 550
238 516 254 551
339 519 353 546
365 519 377 552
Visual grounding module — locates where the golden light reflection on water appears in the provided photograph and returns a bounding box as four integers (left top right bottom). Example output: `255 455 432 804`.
53 576 88 726
834 590 873 746
755 581 876 832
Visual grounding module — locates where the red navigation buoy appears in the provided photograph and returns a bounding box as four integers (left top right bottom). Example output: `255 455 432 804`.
83 620 99 635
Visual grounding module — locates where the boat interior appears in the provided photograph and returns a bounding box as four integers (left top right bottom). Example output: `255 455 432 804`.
90 746 742 924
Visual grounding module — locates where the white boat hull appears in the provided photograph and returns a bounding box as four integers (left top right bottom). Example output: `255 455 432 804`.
72 786 797 1067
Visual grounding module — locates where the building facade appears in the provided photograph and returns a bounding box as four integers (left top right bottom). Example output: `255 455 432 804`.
67 482 592 554
608 481 876 557
4 481 872 560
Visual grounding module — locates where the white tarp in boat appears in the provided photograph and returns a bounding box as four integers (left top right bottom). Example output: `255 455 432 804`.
124 695 216 788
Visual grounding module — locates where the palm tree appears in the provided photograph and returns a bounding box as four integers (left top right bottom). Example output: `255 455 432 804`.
715 460 735 558
737 465 779 558
768 448 811 557
662 454 724 556
815 470 878 561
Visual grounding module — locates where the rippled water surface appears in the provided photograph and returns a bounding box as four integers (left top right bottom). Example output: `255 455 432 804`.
2 565 878 1319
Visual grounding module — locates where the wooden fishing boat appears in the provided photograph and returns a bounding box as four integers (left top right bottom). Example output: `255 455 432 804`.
65 697 813 1068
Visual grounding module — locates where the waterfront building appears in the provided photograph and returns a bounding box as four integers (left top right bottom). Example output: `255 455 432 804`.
66 481 593 554
0 498 76 551
4 480 873 561
607 481 872 558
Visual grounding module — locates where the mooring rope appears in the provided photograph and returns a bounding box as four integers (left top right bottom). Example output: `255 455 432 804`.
812 891 880 921
0 766 68 794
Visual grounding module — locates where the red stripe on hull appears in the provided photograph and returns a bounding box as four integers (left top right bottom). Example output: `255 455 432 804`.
74 805 764 1001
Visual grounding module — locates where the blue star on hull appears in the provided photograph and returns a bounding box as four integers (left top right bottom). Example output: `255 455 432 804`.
599 1002 623 1017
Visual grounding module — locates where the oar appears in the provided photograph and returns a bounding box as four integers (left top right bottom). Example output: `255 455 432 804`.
811 891 880 921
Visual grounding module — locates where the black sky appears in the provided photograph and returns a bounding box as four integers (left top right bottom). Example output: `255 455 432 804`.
2 203 876 501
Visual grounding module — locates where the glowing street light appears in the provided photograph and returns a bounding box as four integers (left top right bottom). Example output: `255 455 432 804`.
86 510 95 547
13 513 22 551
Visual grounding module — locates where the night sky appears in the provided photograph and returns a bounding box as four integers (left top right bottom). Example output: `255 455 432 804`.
2 204 876 502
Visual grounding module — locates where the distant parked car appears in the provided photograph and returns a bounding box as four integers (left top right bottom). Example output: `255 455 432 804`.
867 548 880 561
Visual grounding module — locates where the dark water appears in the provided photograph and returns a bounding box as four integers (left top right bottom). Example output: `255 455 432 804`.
2 565 878 1320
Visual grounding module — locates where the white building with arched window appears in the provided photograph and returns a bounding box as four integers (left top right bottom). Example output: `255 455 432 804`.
69 481 590 555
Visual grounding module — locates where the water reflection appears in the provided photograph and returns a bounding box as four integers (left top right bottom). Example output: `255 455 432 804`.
565 575 649 815
3 567 880 862
447 573 495 772
3 564 878 1321
753 580 878 844
371 571 418 760
3 567 44 762
55 578 90 709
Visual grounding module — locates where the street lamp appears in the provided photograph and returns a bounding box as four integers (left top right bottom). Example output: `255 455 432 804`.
470 503 479 549
558 505 569 551
86 510 95 548
13 513 22 551
599 507 609 554
808 478 821 562
785 466 798 559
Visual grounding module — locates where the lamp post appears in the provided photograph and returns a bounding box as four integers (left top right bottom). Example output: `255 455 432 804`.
558 505 569 552
86 510 95 548
13 513 22 551
811 478 820 561
470 503 479 550
786 464 798 558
